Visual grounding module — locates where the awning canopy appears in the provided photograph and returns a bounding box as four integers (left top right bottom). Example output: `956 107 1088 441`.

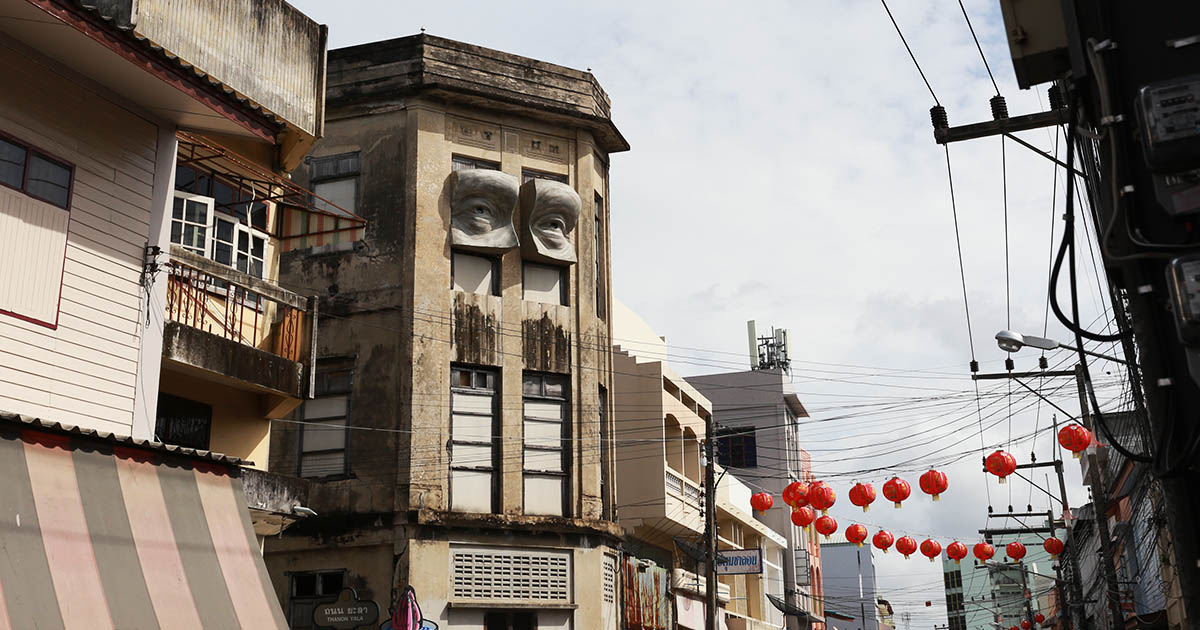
767 594 826 623
0 416 288 628
176 131 366 248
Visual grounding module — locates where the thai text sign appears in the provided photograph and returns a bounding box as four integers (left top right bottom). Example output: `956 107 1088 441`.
715 548 762 575
313 589 380 629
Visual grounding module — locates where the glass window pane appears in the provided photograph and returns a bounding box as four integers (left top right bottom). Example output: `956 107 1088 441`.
301 418 345 452
451 252 494 295
251 235 265 258
213 242 232 265
250 259 263 279
524 420 561 448
175 165 195 192
26 154 70 208
450 470 493 513
196 171 211 196
212 179 234 209
300 451 344 477
185 199 207 223
216 218 234 243
524 401 563 421
172 197 184 219
524 475 563 516
314 178 357 213
293 574 317 597
451 443 493 467
523 375 541 396
453 369 472 388
452 414 492 442
305 395 347 420
0 138 26 188
170 222 182 244
523 263 564 305
543 377 565 399
451 392 492 415
320 572 343 595
250 202 269 230
524 448 562 472
183 225 206 250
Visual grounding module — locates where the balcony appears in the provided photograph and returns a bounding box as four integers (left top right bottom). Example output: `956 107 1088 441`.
161 245 315 416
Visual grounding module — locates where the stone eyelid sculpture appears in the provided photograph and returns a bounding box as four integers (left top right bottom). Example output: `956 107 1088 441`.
449 169 520 253
519 178 580 264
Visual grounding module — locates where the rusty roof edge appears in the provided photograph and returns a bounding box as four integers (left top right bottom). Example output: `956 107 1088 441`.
0 411 248 467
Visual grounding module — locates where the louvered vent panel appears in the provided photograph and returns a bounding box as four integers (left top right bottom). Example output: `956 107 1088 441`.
452 548 571 602
602 554 616 604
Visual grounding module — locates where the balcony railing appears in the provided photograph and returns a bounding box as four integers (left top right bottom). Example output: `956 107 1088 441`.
666 468 703 508
163 246 315 397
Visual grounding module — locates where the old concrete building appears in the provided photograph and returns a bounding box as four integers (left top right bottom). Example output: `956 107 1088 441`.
264 34 629 630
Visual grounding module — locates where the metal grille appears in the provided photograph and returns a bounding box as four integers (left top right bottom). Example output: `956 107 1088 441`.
452 548 570 602
602 555 616 604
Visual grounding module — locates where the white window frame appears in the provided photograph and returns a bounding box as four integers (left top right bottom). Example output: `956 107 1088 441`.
172 190 270 279
172 191 215 257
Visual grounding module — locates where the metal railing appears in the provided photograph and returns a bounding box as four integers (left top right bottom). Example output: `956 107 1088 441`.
164 246 313 365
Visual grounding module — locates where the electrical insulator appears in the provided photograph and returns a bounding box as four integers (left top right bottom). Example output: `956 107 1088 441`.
990 95 1009 120
1048 85 1066 111
930 105 949 131
1039 356 1049 369
1005 358 1015 371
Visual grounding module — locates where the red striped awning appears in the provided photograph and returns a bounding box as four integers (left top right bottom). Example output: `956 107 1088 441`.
0 423 288 629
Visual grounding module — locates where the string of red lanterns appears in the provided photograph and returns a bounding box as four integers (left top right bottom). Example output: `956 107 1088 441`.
918 469 948 501
882 477 911 508
849 482 876 512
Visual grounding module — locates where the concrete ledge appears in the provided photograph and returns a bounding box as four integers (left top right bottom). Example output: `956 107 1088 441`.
162 321 305 399
416 509 624 541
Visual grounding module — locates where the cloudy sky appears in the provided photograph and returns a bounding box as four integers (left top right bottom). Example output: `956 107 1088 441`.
292 1 1120 626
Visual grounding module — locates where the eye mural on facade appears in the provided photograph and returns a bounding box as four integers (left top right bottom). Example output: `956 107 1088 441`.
449 169 520 252
519 178 581 264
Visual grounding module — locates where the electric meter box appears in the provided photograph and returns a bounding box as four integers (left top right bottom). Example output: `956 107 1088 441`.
1166 254 1200 345
1136 75 1200 172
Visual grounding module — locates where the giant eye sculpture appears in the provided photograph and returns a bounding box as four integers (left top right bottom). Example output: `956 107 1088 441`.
519 179 581 264
449 169 520 252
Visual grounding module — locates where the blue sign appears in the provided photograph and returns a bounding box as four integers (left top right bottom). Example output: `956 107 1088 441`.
715 548 763 575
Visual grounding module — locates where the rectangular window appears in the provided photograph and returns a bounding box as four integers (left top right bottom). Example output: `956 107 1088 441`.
299 359 354 478
310 152 361 215
599 385 610 520
452 155 500 172
523 262 566 305
450 366 498 513
484 612 537 630
154 393 212 450
452 250 499 295
594 193 605 319
288 570 346 630
0 136 73 209
522 168 568 184
0 133 73 328
171 164 270 278
523 372 569 517
715 427 757 468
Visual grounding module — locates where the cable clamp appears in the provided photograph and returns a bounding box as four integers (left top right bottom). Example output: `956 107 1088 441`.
1120 185 1135 196
1100 114 1125 126
1156 377 1173 387
1093 39 1117 52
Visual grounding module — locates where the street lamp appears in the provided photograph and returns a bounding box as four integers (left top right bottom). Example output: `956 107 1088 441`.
994 330 1127 365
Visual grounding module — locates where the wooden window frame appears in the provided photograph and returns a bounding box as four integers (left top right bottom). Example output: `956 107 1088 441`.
449 365 500 513
522 371 571 517
297 358 355 479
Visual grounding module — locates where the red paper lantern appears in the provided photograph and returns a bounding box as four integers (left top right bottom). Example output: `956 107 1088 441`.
895 535 918 559
920 539 942 562
872 530 894 554
882 477 911 508
1006 541 1027 562
1021 621 1032 630
1043 537 1064 558
986 450 1018 483
846 524 868 547
946 541 968 564
973 542 995 561
1058 424 1092 459
1010 626 1019 630
1034 613 1045 624
791 506 816 528
750 492 773 512
919 469 949 501
849 482 877 512
783 481 809 508
815 515 838 540
808 482 836 514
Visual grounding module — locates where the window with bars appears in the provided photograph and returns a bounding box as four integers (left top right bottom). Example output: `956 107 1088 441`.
451 547 571 602
451 366 498 513
299 359 354 478
453 155 501 172
521 168 568 184
288 570 345 630
523 373 569 517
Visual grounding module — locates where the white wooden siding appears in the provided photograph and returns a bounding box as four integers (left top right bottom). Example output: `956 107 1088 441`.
0 41 157 434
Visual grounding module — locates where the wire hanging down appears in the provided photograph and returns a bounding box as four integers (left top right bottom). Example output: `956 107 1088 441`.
880 0 939 105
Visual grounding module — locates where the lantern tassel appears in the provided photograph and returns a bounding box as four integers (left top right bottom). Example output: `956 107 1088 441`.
929 557 935 563
933 494 940 502
863 506 869 513
998 477 1007 484
1073 451 1082 459
857 542 863 548
894 502 902 508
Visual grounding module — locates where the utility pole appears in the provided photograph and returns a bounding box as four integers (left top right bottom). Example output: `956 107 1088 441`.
704 416 718 630
1074 365 1126 630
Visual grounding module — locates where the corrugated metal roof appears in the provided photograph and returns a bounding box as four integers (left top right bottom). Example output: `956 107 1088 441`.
0 411 248 466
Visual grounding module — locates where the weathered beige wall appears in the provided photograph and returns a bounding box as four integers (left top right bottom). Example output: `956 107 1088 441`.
159 368 271 467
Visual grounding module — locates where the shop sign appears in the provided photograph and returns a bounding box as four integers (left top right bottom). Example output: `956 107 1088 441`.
715 548 762 575
313 589 381 630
